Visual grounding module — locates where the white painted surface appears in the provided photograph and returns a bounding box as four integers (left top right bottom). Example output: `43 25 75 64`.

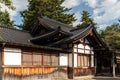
4 48 21 65
78 49 84 53
91 50 94 54
91 55 94 67
74 48 77 52
74 54 77 67
74 44 77 47
85 50 90 54
85 45 90 50
59 53 68 66
78 44 84 48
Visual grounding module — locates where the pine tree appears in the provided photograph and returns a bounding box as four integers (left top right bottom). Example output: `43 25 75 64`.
0 0 15 10
0 0 15 27
77 10 96 27
0 10 14 27
21 0 76 31
100 22 120 50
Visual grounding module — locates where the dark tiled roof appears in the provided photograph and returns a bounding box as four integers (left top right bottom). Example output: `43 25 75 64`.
30 26 72 42
0 17 106 51
51 25 93 45
69 24 93 41
38 16 74 33
0 26 32 45
0 26 66 51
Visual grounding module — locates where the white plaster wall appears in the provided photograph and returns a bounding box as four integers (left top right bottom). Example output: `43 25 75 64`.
74 54 77 67
78 49 84 53
91 50 94 54
91 55 94 67
78 44 84 48
4 48 21 65
59 53 68 66
74 48 77 52
85 45 90 50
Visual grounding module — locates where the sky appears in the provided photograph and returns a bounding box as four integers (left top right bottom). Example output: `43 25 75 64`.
0 0 120 30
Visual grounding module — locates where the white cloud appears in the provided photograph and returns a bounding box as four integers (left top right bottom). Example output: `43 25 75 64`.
93 0 120 25
73 11 82 27
11 0 28 11
61 0 81 8
0 3 16 20
83 0 98 8
1 0 120 29
0 0 28 20
98 24 109 30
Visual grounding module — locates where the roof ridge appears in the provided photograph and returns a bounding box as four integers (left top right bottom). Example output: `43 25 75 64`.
70 24 91 32
41 16 73 28
71 24 93 39
0 26 29 33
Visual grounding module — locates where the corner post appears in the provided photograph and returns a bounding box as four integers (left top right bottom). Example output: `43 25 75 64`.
112 51 116 77
68 43 74 79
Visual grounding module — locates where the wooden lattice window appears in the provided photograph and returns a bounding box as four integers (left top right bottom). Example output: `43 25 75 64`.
43 53 58 66
43 54 51 66
78 54 89 67
51 54 58 66
22 52 32 65
33 53 42 65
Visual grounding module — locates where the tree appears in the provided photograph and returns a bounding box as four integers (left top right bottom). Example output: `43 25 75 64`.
100 22 120 50
21 0 76 31
0 10 14 27
0 0 15 10
76 10 96 27
0 0 15 27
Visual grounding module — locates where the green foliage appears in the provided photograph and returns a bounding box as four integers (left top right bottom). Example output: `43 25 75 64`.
100 23 120 50
21 0 76 31
0 0 15 27
0 0 15 10
0 10 14 27
77 10 96 27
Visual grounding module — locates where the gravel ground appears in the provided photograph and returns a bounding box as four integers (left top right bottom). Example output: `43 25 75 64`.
74 76 120 80
92 77 120 80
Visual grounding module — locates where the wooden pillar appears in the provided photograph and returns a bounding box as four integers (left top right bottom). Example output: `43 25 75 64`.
112 52 116 77
0 48 3 80
68 43 74 79
94 51 97 75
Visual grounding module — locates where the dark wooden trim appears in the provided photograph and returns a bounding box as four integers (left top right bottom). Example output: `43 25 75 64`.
74 47 91 50
77 44 78 67
2 48 4 65
72 43 74 78
21 51 23 66
32 51 33 65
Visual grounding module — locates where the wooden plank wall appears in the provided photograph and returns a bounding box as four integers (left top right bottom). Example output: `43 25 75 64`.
74 67 95 76
3 67 68 80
